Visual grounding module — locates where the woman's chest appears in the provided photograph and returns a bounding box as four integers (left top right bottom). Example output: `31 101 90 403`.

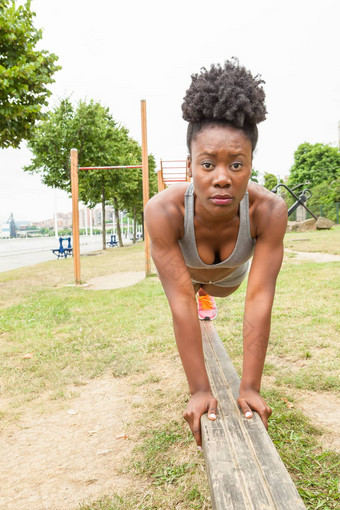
193 217 240 265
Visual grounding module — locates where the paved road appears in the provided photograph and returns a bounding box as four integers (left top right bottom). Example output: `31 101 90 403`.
0 236 111 272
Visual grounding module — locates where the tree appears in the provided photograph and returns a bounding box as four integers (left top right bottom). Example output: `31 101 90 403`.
24 98 74 189
250 168 259 183
0 0 60 148
306 178 340 222
107 137 158 243
263 172 278 191
25 98 156 248
288 143 340 188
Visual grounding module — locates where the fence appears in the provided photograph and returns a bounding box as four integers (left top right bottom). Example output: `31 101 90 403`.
289 202 339 223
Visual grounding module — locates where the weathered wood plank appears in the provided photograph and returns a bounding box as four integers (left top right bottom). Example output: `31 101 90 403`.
200 322 306 510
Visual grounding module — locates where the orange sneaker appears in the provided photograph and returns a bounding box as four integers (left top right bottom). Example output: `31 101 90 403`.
197 294 217 321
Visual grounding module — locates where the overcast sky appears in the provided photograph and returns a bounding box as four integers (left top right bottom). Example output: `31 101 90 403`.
1 0 339 223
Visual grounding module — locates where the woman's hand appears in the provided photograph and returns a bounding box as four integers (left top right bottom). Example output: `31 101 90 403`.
237 387 272 429
183 391 218 446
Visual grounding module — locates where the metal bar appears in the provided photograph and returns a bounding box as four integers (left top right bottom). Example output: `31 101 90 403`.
295 199 317 220
272 184 318 220
161 166 187 170
287 196 307 216
161 160 187 163
79 165 142 170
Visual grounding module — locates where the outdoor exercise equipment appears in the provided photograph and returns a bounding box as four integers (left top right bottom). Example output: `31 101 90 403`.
271 182 317 220
157 159 190 192
70 100 150 284
201 321 306 510
52 237 73 258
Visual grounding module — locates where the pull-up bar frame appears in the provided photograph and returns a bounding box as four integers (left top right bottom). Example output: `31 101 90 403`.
70 100 151 284
79 165 143 170
157 158 190 191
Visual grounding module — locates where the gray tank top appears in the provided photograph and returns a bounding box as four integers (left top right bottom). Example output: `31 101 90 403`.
178 182 256 269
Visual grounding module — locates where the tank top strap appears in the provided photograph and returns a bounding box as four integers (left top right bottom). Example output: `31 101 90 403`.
239 191 253 244
183 182 195 239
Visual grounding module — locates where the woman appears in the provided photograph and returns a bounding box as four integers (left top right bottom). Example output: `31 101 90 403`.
145 60 287 446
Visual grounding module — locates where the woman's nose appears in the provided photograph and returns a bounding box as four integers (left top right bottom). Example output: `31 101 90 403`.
212 166 232 187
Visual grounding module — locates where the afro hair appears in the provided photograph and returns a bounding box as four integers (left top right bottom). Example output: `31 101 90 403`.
182 59 267 152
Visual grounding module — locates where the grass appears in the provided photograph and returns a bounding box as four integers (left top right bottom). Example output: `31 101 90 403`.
0 231 339 509
0 242 147 309
284 224 340 254
265 390 340 509
217 258 340 394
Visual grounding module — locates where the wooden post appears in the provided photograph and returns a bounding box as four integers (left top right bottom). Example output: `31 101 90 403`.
71 149 81 284
157 170 163 192
141 99 151 276
159 159 166 190
160 159 164 191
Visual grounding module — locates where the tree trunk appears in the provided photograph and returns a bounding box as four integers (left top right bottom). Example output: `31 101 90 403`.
142 212 145 241
102 186 106 250
113 196 124 247
133 205 137 244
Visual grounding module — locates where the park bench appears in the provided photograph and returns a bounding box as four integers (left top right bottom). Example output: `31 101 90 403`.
52 237 73 259
201 321 306 510
107 234 119 247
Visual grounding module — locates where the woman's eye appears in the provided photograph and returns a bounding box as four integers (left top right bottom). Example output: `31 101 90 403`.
231 162 242 170
202 162 213 169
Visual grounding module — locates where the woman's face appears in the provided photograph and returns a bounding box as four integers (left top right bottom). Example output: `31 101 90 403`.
188 124 252 217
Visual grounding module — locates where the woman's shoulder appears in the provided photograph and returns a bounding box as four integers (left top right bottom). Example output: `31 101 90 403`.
247 181 287 215
247 181 287 236
145 183 190 235
146 183 190 215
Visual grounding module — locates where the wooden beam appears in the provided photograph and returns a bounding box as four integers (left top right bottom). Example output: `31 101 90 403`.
141 99 151 277
200 322 306 510
70 149 81 284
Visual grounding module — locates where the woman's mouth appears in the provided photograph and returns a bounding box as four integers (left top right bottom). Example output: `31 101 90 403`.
210 194 233 205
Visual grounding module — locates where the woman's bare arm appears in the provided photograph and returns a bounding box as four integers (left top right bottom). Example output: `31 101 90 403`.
145 192 217 445
237 193 288 427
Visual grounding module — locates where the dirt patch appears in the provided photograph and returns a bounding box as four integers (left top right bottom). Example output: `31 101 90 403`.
296 391 340 453
85 271 145 290
284 249 340 263
0 377 137 509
